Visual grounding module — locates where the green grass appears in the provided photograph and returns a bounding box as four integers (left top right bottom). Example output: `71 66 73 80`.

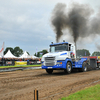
0 64 41 69
61 84 100 100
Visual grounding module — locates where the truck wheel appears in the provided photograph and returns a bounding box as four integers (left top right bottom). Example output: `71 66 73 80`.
64 62 72 74
99 65 100 69
98 63 100 69
46 69 53 74
79 62 87 72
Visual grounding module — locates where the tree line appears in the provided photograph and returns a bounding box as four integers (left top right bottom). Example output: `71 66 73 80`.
76 49 100 57
4 47 29 57
4 47 48 57
35 49 100 57
34 50 48 57
4 47 100 57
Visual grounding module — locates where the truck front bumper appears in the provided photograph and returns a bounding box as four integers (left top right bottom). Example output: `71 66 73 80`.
42 60 66 69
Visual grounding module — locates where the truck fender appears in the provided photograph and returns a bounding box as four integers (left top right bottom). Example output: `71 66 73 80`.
65 58 72 68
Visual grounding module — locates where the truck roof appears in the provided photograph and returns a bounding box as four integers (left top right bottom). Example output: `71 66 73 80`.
50 42 68 46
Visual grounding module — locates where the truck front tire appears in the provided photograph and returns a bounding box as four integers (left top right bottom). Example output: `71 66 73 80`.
46 69 53 74
64 62 72 74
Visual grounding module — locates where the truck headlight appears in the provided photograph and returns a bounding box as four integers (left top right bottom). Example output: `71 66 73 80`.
57 62 62 65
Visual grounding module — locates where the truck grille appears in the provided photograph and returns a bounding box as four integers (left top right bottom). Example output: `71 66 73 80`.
45 57 55 66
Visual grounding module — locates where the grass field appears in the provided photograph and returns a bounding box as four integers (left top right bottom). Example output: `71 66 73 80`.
0 64 41 69
61 84 100 100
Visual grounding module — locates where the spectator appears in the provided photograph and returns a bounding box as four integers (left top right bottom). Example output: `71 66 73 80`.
27 59 29 65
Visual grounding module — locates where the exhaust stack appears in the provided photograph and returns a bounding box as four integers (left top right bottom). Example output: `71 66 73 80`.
75 42 77 59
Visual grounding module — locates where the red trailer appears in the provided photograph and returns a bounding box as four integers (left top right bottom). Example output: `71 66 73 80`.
83 56 100 69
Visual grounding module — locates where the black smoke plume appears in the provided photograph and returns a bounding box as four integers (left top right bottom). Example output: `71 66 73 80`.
51 3 100 45
67 3 93 43
95 43 100 50
90 10 100 34
51 3 68 42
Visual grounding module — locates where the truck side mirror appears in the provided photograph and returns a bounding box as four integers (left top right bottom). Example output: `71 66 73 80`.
69 44 71 51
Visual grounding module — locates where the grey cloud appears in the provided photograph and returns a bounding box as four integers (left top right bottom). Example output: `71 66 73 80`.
51 2 100 52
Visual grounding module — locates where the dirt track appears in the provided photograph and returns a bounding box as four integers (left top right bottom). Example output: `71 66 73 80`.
0 68 100 100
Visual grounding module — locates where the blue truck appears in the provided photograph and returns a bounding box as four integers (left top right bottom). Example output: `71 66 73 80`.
41 41 96 74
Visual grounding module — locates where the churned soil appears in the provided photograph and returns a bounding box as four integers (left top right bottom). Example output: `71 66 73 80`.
0 68 100 100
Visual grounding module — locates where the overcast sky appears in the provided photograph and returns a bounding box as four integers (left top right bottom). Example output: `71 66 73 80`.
0 0 100 55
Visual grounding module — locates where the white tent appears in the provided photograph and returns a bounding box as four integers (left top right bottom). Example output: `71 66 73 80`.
19 51 29 58
19 51 38 59
32 55 38 59
4 50 17 58
26 55 38 59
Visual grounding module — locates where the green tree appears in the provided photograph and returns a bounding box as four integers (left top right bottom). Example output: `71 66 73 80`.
36 52 40 57
27 51 30 55
13 47 23 57
34 53 36 56
4 47 14 55
76 49 90 57
42 50 48 55
92 51 100 56
34 49 48 57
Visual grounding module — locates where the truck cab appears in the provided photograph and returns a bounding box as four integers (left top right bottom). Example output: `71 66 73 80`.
50 42 75 58
41 41 88 74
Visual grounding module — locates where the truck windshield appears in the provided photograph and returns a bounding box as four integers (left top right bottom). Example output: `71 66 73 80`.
50 45 68 53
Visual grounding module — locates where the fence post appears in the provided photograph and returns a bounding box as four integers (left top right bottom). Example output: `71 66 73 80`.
34 89 38 100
